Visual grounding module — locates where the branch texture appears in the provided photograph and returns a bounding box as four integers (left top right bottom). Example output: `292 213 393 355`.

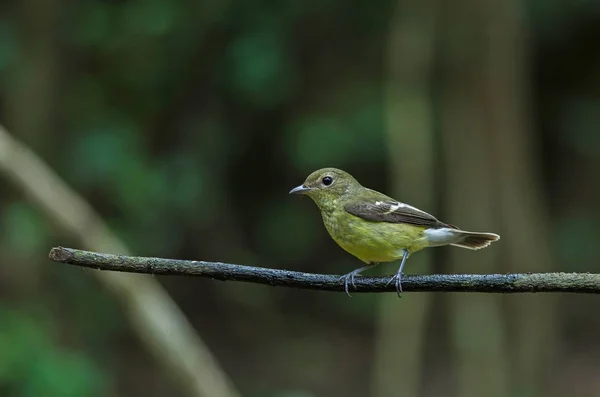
50 247 600 294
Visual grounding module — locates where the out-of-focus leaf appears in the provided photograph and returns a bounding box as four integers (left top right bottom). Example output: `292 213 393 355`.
183 115 235 168
23 350 108 397
123 0 180 36
0 307 109 397
71 4 111 47
285 90 384 171
63 76 110 128
158 153 204 211
0 308 49 380
1 202 48 255
69 113 143 188
286 116 355 171
0 20 16 72
114 154 159 220
227 25 298 108
346 101 384 160
58 272 123 340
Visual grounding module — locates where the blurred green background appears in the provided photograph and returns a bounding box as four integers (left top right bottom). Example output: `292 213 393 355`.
1 0 599 396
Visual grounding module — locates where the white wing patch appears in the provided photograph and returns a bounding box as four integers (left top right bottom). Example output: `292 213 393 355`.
387 202 405 212
374 201 407 212
381 200 432 217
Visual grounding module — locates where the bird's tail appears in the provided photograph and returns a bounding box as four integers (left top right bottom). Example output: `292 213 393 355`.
450 230 500 250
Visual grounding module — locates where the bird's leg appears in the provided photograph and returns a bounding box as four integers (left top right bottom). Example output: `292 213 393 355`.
339 263 377 297
386 249 409 297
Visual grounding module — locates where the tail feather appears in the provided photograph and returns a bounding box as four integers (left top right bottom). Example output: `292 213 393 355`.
450 231 500 250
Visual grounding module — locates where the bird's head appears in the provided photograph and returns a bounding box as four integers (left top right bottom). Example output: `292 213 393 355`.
289 168 360 207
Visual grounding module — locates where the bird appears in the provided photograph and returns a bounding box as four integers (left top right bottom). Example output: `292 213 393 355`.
289 167 500 296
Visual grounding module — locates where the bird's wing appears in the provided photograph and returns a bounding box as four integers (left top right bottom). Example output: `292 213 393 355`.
344 193 453 229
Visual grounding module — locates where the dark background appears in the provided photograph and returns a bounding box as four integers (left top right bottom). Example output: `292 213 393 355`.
1 0 599 396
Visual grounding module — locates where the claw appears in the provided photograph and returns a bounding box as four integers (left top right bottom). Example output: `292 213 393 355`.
339 263 377 297
385 273 404 297
395 273 403 297
338 274 353 297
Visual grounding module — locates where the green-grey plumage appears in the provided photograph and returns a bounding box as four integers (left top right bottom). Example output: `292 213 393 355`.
289 167 500 296
344 197 453 229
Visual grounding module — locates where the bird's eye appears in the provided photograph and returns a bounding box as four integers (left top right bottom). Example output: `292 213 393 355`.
322 176 333 186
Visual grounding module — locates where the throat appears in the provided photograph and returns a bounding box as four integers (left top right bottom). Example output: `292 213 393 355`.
315 198 339 215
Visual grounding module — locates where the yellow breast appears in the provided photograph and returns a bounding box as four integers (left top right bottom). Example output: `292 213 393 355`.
321 209 429 263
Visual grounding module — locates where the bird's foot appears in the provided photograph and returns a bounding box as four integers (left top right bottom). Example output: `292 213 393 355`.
386 272 404 298
386 249 409 298
338 272 358 297
339 264 376 297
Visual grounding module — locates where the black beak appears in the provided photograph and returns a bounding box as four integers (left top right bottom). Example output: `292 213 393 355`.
289 184 312 194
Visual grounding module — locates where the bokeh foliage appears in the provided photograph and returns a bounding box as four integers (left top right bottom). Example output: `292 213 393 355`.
0 0 599 396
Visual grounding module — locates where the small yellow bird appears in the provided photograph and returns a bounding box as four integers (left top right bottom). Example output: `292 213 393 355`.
289 167 500 296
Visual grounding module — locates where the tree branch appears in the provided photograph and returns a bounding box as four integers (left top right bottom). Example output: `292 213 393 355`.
49 247 600 294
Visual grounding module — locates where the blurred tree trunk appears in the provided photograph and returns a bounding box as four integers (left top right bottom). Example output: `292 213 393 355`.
2 0 62 290
437 1 510 397
5 0 60 152
439 0 556 396
371 1 437 396
485 1 557 396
